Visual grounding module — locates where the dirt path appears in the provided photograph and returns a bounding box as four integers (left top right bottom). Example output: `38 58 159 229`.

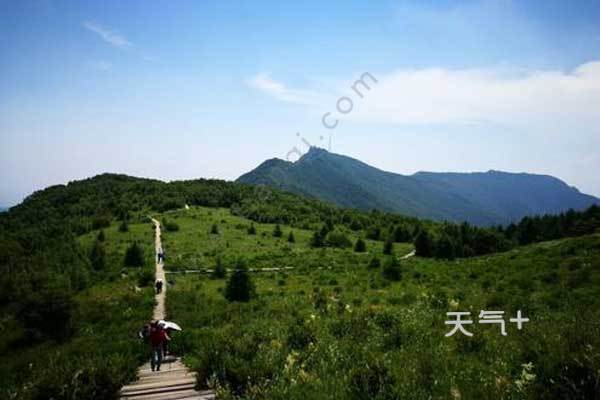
120 218 215 400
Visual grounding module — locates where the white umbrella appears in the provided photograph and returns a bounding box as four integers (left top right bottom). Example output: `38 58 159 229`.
158 320 182 331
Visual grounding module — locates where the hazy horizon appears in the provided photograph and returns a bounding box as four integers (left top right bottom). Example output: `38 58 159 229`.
2 0 600 205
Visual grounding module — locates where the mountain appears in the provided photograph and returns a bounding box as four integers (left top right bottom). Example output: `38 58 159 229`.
237 147 600 226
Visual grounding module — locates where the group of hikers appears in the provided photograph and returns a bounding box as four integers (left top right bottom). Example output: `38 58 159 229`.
139 320 172 372
155 279 163 294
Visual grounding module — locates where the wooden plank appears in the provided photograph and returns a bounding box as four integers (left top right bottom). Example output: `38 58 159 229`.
122 380 196 393
120 388 207 400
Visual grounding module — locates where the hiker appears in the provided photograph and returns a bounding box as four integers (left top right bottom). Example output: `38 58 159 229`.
138 322 151 342
155 279 163 294
149 320 170 371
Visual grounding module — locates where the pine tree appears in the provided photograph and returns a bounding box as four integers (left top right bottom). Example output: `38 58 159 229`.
435 234 456 260
414 229 432 257
354 237 366 252
393 225 412 242
90 239 106 271
367 256 381 269
97 230 106 242
247 224 257 235
124 242 144 267
310 229 325 248
224 259 255 302
210 223 219 235
119 220 129 233
287 231 296 243
383 238 393 255
382 257 402 281
213 257 226 279
273 224 283 238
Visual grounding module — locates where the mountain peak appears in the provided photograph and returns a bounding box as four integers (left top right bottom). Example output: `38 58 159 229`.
237 151 599 225
297 146 329 162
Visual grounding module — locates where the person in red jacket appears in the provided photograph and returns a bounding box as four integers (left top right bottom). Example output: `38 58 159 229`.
149 320 170 371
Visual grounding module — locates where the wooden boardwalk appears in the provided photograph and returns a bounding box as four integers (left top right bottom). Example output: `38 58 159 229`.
120 218 215 400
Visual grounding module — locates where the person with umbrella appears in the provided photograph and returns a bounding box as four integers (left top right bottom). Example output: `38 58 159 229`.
158 320 181 357
149 320 170 371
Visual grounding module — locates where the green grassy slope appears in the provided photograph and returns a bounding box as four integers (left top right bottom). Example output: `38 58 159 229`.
0 220 156 399
160 207 413 272
162 207 600 399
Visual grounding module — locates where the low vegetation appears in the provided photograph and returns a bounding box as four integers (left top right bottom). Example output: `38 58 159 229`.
0 174 598 399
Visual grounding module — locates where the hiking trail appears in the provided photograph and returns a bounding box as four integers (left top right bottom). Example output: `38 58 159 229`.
120 218 215 400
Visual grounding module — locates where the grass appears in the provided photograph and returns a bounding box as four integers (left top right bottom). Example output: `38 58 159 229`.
160 207 600 399
0 219 156 399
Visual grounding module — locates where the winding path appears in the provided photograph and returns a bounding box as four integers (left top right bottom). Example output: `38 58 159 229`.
120 218 215 400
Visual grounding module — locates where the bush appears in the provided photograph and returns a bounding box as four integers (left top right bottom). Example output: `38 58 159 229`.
354 237 367 252
124 242 145 267
210 223 219 235
118 220 129 232
224 259 255 302
382 257 402 281
92 216 111 230
383 238 393 255
90 239 106 271
138 268 155 287
326 230 352 248
368 256 381 269
287 231 295 243
247 224 256 235
97 230 106 242
287 318 316 350
213 257 227 279
273 224 283 238
163 218 180 232
18 290 75 343
414 229 433 257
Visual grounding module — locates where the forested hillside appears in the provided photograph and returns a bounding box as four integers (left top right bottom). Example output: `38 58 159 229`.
238 147 599 225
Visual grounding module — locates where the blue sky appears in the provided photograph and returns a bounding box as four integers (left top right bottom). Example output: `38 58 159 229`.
1 0 600 205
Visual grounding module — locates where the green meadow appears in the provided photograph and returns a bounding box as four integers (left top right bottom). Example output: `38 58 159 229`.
156 207 600 399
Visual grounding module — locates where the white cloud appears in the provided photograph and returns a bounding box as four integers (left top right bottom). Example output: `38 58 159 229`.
245 73 327 106
248 62 600 131
83 21 132 49
351 62 600 126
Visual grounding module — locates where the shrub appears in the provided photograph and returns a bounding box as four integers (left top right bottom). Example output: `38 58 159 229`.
18 290 75 343
90 239 106 271
138 268 155 287
213 257 227 279
247 224 256 235
383 238 393 255
382 257 401 281
287 231 295 243
210 223 219 235
97 230 106 242
163 218 180 232
224 259 255 302
92 215 111 230
326 230 352 248
273 224 283 238
124 242 144 267
354 238 366 252
414 229 433 257
310 229 325 248
118 220 129 232
287 318 316 350
368 256 381 269
435 233 456 260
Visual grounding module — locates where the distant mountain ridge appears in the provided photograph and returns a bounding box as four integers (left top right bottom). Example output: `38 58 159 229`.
237 147 599 226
